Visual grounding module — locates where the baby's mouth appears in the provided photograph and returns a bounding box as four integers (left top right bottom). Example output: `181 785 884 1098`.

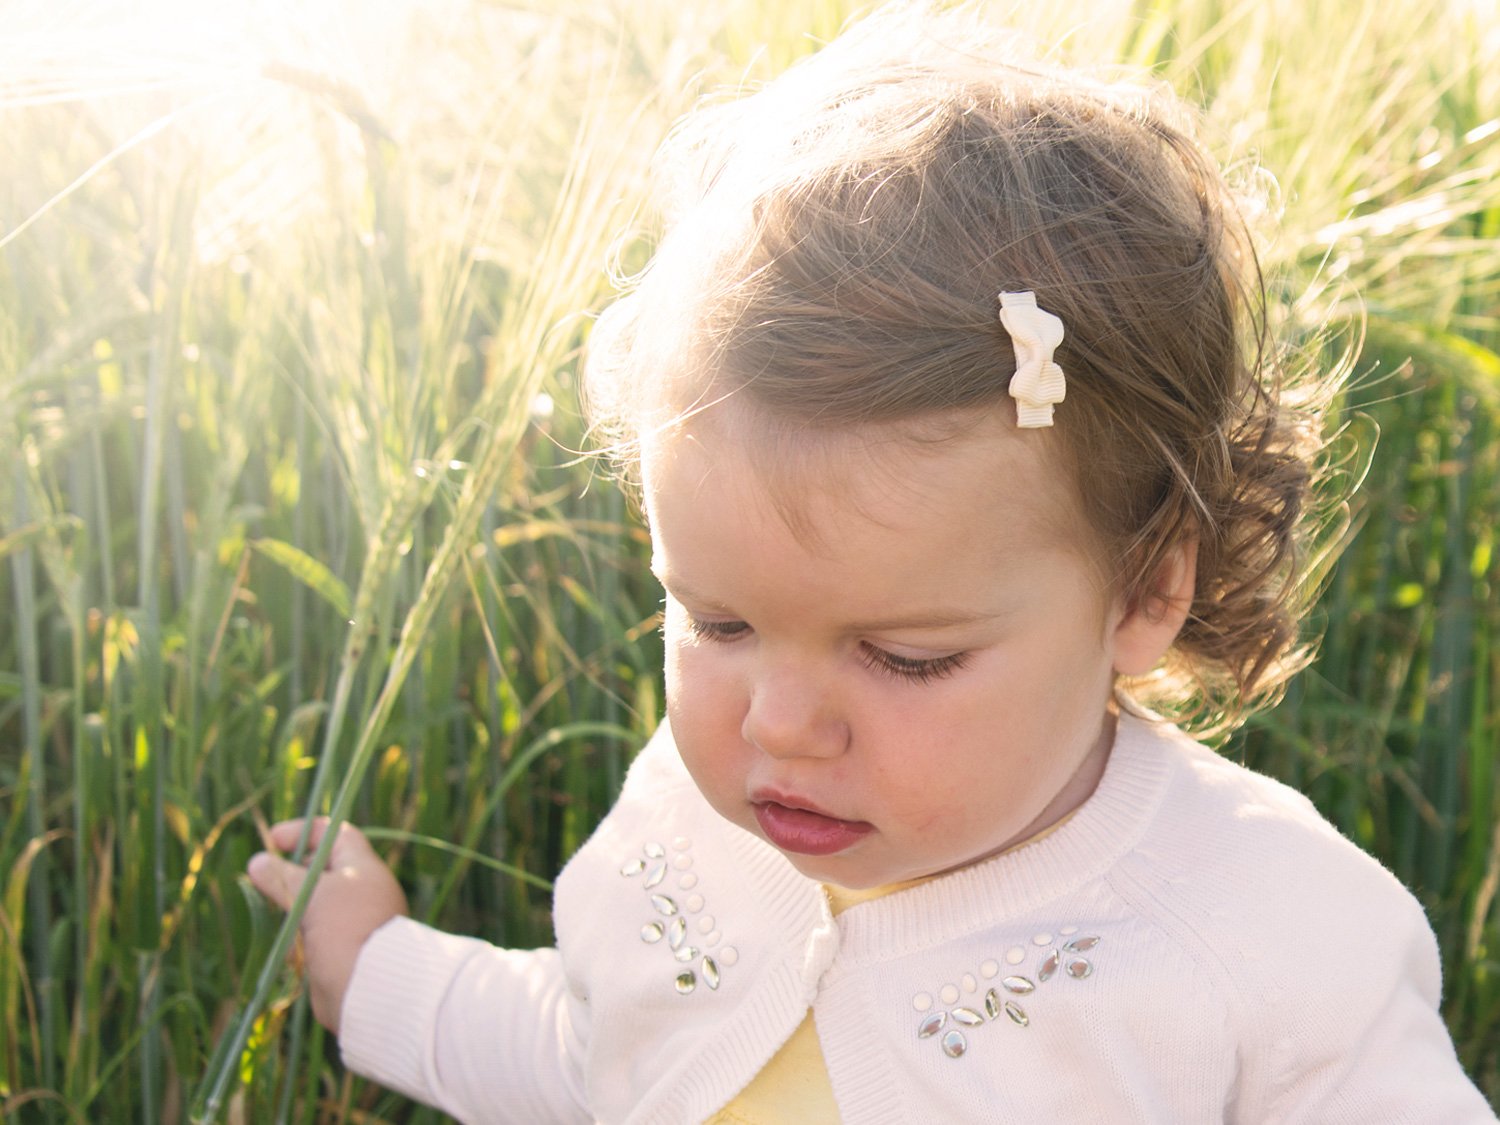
751 796 874 856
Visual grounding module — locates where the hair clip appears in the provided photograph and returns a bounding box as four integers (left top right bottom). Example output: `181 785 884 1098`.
999 292 1066 428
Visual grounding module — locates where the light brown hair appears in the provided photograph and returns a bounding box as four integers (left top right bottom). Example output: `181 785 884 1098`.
586 5 1340 734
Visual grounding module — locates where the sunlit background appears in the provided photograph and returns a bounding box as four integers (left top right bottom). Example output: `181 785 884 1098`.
3 1 1498 1120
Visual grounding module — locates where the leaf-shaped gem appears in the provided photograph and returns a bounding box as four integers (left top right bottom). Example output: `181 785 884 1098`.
917 1011 947 1039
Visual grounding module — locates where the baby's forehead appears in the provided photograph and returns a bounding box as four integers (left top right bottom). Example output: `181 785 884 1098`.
641 399 1089 556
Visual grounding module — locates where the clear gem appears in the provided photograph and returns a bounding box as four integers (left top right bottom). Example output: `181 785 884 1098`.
1003 976 1035 995
644 862 667 888
984 989 1002 1020
674 944 700 963
620 859 646 877
1005 1001 1029 1026
640 922 664 943
917 1011 947 1039
644 842 665 858
675 971 695 994
1064 935 1100 953
668 917 687 949
703 957 720 990
1039 949 1061 982
953 1007 984 1026
941 1030 968 1058
1066 958 1094 979
651 895 678 916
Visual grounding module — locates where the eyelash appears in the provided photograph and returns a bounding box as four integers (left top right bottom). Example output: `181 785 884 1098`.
682 615 970 685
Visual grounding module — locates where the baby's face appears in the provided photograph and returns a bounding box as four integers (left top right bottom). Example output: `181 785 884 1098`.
643 406 1133 889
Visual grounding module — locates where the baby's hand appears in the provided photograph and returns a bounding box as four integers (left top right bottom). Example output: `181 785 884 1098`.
247 817 409 1036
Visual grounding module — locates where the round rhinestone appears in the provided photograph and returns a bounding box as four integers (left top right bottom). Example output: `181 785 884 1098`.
1066 958 1094 979
941 1030 968 1058
674 971 696 995
640 922 664 944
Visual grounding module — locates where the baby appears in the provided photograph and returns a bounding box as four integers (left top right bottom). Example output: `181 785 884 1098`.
248 7 1497 1122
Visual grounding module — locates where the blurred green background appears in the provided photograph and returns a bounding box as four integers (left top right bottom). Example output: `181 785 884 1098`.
1 0 1496 1119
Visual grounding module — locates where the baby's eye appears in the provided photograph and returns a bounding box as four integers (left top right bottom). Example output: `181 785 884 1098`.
685 616 751 643
858 643 969 685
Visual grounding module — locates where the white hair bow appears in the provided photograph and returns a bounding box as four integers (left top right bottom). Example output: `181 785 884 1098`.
999 291 1066 428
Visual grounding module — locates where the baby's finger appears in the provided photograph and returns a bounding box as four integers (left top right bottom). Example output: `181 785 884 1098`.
322 821 380 866
247 851 310 913
265 816 333 854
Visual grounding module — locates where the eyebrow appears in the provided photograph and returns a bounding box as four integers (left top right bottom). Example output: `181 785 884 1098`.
654 570 1003 632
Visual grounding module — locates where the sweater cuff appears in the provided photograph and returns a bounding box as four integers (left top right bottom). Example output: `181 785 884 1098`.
338 915 489 1102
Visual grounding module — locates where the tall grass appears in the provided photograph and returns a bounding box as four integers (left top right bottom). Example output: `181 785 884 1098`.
0 0 1496 1119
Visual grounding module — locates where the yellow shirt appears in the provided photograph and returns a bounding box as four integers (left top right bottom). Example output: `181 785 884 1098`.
705 817 1078 1124
706 880 923 1124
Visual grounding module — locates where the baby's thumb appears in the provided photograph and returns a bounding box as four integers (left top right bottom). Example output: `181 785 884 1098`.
247 851 308 913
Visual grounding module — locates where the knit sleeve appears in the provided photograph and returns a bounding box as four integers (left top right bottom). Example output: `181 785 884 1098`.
337 916 591 1124
1261 878 1495 1124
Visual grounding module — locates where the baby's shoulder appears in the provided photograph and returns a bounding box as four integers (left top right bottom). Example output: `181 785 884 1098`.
1114 720 1437 1002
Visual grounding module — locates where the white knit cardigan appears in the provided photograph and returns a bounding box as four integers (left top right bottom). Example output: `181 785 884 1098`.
339 715 1496 1124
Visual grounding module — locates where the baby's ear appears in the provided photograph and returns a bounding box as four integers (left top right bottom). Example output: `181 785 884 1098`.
1111 540 1197 676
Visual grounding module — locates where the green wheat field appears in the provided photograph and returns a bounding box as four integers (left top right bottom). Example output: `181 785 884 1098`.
2 0 1497 1120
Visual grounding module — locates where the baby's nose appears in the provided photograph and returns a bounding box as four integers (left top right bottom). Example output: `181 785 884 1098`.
740 667 850 760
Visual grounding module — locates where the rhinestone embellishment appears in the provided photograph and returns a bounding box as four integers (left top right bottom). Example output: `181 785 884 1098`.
622 838 728 995
913 926 1102 1059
